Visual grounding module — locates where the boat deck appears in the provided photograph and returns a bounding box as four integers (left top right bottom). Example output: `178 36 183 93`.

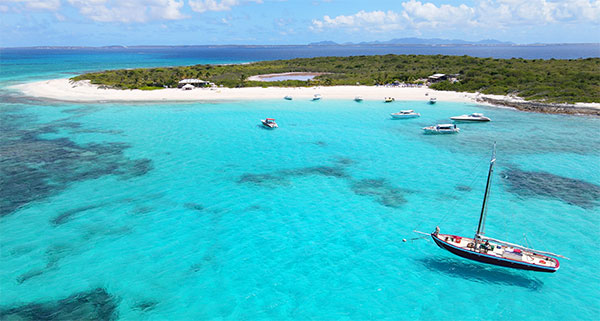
435 233 559 270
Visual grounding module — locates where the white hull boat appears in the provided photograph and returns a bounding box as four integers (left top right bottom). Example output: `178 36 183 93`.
451 113 491 122
354 96 363 102
423 123 459 134
429 97 437 104
391 110 420 119
261 118 278 129
312 94 322 101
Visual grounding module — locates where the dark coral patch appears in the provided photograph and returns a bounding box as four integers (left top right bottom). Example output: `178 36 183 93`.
284 165 348 178
237 160 353 187
502 168 600 208
351 178 407 208
16 269 45 284
238 173 286 186
0 288 119 321
132 300 158 312
455 185 472 192
51 204 103 225
0 107 153 217
313 141 327 146
184 203 205 211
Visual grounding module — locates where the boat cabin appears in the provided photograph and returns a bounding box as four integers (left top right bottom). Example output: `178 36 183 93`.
437 124 456 129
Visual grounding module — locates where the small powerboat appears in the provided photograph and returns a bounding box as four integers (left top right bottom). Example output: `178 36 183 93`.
261 118 278 129
354 96 363 102
312 94 322 101
423 123 459 134
451 113 491 122
390 110 420 119
429 97 437 104
284 95 292 100
384 97 395 103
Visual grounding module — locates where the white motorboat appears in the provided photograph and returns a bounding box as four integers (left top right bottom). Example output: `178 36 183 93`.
390 110 420 119
284 95 292 100
451 113 491 122
429 97 437 104
384 97 395 103
423 123 459 134
261 118 278 129
354 96 363 102
312 94 322 101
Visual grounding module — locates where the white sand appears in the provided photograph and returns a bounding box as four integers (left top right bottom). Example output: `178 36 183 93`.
10 78 479 103
10 78 600 110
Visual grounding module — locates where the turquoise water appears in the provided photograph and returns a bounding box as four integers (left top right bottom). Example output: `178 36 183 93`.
1 51 600 320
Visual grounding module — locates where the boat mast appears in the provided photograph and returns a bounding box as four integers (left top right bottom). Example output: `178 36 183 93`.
476 143 496 237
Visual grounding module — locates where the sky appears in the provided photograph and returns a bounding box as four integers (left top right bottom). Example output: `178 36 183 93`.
1 0 599 47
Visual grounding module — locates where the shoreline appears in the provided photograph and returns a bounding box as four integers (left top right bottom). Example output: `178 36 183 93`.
9 78 600 115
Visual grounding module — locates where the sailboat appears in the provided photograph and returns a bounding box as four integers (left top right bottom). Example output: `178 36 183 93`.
429 144 566 273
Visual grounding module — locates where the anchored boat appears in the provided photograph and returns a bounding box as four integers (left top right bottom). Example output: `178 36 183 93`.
390 110 420 119
422 123 459 134
261 118 278 129
451 113 491 122
429 144 566 272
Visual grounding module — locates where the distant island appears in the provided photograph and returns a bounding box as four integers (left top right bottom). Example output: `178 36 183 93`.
71 54 599 105
309 38 514 45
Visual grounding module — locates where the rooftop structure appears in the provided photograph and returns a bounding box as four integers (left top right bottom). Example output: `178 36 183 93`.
428 73 448 83
178 79 212 88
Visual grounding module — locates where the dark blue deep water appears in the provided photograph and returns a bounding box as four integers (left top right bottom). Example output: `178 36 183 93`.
1 43 598 83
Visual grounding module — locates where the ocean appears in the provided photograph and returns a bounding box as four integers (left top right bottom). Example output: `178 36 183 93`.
0 45 599 320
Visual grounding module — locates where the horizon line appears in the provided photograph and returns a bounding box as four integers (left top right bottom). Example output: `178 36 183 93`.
2 42 599 50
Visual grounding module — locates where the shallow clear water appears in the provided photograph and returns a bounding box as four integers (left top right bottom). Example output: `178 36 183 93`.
1 49 599 320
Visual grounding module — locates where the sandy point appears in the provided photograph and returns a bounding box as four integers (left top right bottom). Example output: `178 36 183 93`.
10 78 484 104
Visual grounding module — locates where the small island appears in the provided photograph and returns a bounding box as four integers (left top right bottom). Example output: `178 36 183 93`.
12 54 600 115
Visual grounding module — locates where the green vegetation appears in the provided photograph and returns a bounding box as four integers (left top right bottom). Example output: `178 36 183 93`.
71 55 600 103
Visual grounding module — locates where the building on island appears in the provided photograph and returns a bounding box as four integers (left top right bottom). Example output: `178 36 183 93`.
178 79 213 88
427 74 448 83
427 73 460 84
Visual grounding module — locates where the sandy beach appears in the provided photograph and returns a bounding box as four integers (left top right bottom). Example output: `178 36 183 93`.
11 78 483 103
10 78 600 115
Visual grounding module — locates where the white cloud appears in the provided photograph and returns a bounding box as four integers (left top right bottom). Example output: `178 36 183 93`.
311 10 403 32
67 0 187 22
188 0 261 13
0 0 61 11
311 0 600 32
401 0 476 28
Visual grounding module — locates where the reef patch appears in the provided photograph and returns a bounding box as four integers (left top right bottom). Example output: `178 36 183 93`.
0 288 119 321
502 168 600 208
184 203 205 211
351 178 407 208
237 159 410 208
51 204 104 225
455 185 472 192
132 300 158 312
0 106 153 217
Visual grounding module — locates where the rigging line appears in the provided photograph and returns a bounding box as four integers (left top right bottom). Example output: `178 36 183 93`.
435 156 488 227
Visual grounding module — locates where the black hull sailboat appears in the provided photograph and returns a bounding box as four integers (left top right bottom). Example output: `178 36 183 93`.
429 144 566 273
